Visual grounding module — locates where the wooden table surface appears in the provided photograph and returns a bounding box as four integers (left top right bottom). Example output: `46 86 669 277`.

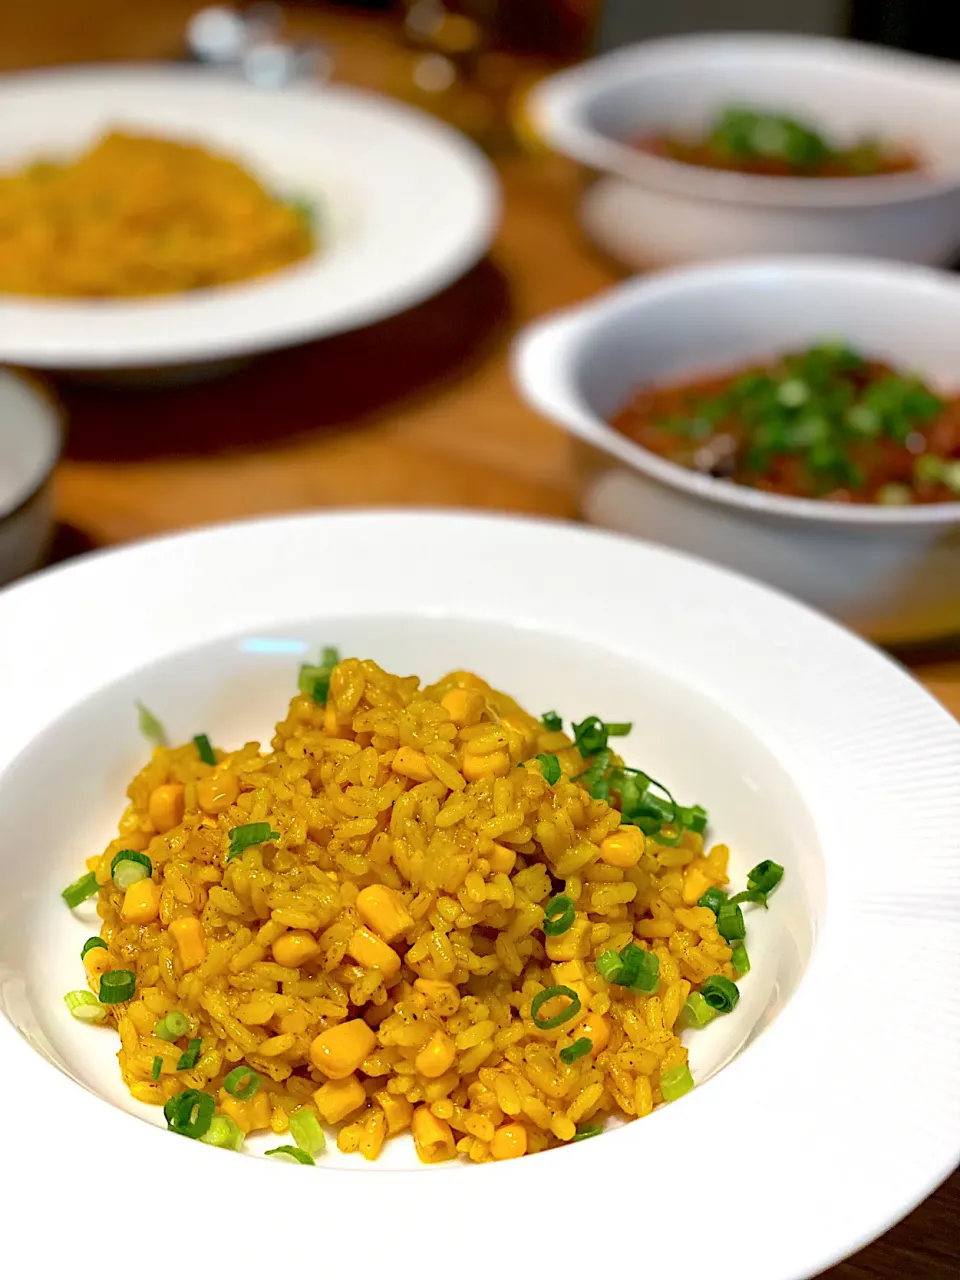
10 5 960 1275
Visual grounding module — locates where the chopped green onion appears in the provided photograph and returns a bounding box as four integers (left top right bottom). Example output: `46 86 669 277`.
731 943 751 977
728 889 767 907
62 871 98 909
155 1011 189 1041
697 886 727 916
226 823 280 863
530 985 581 1030
177 1038 203 1070
571 716 608 757
151 1055 163 1081
164 1089 215 1139
193 734 216 766
678 992 718 1030
747 859 785 898
137 701 167 747
560 1037 593 1065
63 990 107 1023
542 894 576 937
98 969 136 1004
616 942 660 993
110 849 152 889
604 722 632 737
595 950 623 983
81 936 108 959
540 711 562 732
224 1065 261 1099
321 646 340 668
572 1122 603 1142
298 648 340 705
266 1145 315 1165
716 901 746 943
201 1115 245 1151
536 753 561 786
660 1064 695 1102
288 1108 327 1157
700 975 740 1014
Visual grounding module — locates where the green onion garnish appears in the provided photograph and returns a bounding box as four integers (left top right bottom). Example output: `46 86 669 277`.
224 1065 261 1099
595 950 623 983
604 723 632 737
559 1037 593 1065
288 1108 326 1157
536 753 561 786
164 1089 215 1140
136 701 168 747
62 871 98 909
226 823 280 863
298 647 340 706
542 894 576 937
265 1145 315 1166
81 936 108 959
571 716 609 757
177 1038 202 1070
731 943 750 977
747 859 785 899
200 1115 245 1151
716 901 746 943
151 1055 163 1081
530 985 581 1030
678 992 718 1030
572 1122 603 1142
540 711 562 732
99 969 136 1004
63 990 107 1022
155 1011 189 1041
110 849 152 890
193 734 216 766
700 975 740 1014
660 1064 695 1102
697 886 727 916
615 942 660 993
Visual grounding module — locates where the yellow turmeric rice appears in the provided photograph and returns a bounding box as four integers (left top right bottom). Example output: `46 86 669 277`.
65 656 753 1164
0 131 313 297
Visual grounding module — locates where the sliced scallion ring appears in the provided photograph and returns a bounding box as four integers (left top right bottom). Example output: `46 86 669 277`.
288 1108 326 1157
61 871 98 909
155 1011 189 1041
98 969 136 1004
223 1065 260 1099
530 985 581 1030
266 1145 315 1165
63 990 107 1022
110 849 152 890
81 936 108 960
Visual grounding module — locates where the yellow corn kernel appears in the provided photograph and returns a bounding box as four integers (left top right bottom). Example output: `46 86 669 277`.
441 687 485 727
462 749 511 782
168 916 206 970
598 826 645 868
682 865 712 907
578 1011 610 1055
415 1030 456 1079
545 915 591 962
374 1089 413 1135
488 843 517 875
392 747 433 784
413 979 460 1016
412 1105 456 1163
271 930 320 968
197 770 239 815
491 1123 527 1161
310 1019 377 1079
313 1073 366 1124
220 1088 272 1134
346 926 401 980
121 877 161 924
356 884 413 944
83 947 114 981
148 784 185 835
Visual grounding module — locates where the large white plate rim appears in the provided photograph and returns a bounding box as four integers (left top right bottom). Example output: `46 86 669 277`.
0 510 957 1280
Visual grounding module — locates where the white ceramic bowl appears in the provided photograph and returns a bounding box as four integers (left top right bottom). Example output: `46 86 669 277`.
529 34 960 270
0 510 958 1280
513 256 960 644
0 370 61 585
0 65 499 373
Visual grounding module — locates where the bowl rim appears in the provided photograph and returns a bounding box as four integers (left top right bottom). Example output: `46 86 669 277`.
0 368 63 523
513 254 960 528
0 509 958 1280
529 31 960 210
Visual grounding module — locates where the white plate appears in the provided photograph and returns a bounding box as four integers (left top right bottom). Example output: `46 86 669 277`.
0 511 957 1280
0 66 499 369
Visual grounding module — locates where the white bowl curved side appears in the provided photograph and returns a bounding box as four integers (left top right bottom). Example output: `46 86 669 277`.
0 371 61 585
512 256 960 642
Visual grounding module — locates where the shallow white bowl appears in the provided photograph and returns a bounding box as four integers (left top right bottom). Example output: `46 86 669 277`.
530 34 960 270
0 65 499 371
0 370 61 585
0 510 958 1280
514 256 960 643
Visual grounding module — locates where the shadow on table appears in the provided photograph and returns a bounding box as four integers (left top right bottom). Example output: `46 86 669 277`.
57 259 512 464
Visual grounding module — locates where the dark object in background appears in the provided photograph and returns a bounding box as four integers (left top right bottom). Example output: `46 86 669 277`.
849 0 960 61
597 0 844 48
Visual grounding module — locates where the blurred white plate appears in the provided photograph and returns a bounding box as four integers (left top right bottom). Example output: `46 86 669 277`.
0 65 500 370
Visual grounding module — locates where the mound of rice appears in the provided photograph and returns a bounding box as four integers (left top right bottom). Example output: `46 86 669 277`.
78 659 734 1162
